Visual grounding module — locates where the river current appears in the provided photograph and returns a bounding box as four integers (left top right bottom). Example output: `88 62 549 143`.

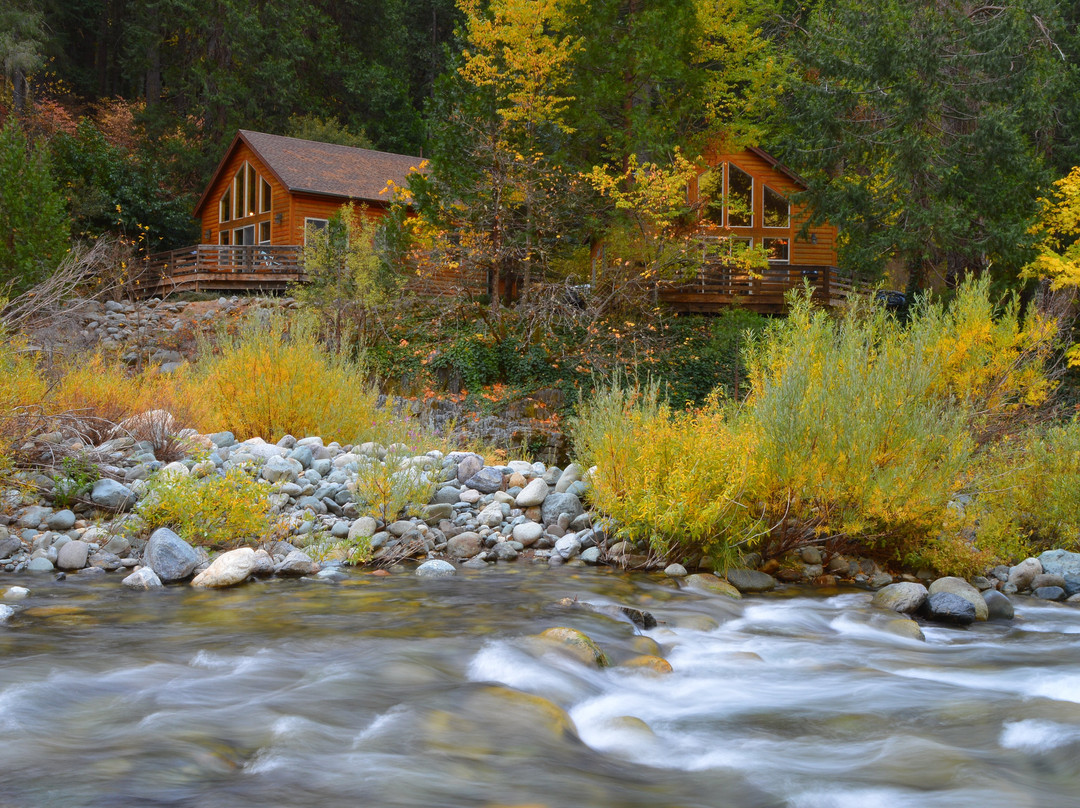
1 567 1078 807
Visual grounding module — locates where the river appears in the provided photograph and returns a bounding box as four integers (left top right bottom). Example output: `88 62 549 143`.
1 567 1078 807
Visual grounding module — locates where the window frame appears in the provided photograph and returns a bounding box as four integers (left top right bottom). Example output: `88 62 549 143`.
762 237 790 263
762 184 790 229
726 163 754 228
304 218 329 245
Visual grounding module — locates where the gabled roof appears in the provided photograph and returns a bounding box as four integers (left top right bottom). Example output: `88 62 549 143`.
744 145 810 190
195 130 424 214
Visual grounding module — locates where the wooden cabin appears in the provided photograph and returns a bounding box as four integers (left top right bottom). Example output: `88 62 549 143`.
143 130 423 295
658 144 847 313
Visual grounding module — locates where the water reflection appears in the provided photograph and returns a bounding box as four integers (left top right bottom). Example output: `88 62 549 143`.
0 569 1078 807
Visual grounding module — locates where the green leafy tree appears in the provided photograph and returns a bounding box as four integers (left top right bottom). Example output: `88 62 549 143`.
776 0 1065 291
0 117 68 290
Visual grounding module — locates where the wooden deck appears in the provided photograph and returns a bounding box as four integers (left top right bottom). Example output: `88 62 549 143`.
142 243 852 313
658 263 853 313
139 245 304 296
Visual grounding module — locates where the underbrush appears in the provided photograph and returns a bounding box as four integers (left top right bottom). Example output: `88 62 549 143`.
576 277 1065 575
136 465 278 547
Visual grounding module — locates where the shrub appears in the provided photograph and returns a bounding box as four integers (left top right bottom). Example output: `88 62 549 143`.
353 447 437 524
137 465 276 547
576 277 1059 574
188 311 396 444
0 331 49 476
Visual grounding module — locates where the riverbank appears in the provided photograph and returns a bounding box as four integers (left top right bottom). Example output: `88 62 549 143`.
2 423 1078 635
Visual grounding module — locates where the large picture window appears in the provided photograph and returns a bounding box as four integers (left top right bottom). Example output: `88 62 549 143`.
763 185 790 228
727 164 753 227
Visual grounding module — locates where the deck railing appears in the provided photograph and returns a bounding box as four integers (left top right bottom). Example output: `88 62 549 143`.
658 261 854 313
140 245 304 295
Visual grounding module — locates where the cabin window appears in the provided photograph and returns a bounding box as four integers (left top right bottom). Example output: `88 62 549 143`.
763 237 789 262
234 224 256 246
218 231 230 245
259 221 271 244
305 218 329 244
260 178 272 213
219 188 231 224
763 185 790 228
727 164 753 227
245 164 257 216
698 170 725 226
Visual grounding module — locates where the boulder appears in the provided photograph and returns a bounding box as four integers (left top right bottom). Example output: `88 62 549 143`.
145 527 200 582
0 605 13 624
664 563 688 578
261 455 300 484
464 467 504 494
45 509 76 531
982 589 1014 620
447 532 483 559
16 506 51 528
348 516 377 543
540 492 584 527
1038 549 1080 595
191 548 257 588
416 559 456 577
455 454 484 485
275 550 319 576
554 463 584 493
1033 585 1066 601
515 478 549 508
0 535 22 558
1008 557 1042 591
726 568 777 593
554 535 581 560
90 479 136 511
492 542 519 561
538 627 609 667
122 567 163 590
871 582 928 614
56 540 89 570
684 573 742 599
928 577 988 621
921 592 976 625
477 503 505 528
512 522 543 547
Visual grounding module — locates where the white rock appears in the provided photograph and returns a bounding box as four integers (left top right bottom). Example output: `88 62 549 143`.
512 522 544 546
122 567 164 590
348 516 377 542
3 586 30 601
159 461 190 479
478 503 504 528
0 604 14 623
191 548 257 588
516 478 550 508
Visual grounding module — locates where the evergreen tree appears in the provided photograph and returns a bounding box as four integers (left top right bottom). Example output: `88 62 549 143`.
0 118 68 291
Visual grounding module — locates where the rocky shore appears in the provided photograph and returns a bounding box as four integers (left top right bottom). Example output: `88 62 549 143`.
2 425 1079 634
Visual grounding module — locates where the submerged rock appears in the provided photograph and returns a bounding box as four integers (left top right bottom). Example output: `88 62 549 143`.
538 626 610 667
684 573 741 599
122 567 163 590
416 559 456 577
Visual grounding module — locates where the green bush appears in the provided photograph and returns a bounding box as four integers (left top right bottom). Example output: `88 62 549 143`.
353 447 437 524
137 465 277 548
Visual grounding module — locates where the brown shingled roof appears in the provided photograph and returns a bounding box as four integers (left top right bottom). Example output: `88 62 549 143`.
240 130 423 202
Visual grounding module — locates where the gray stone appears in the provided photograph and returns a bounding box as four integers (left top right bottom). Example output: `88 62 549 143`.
101 535 131 557
45 509 76 531
982 589 1014 620
192 548 257 588
1033 585 1066 601
1031 573 1067 590
416 559 456 577
348 517 377 543
465 467 504 494
145 527 200 582
456 455 484 485
540 492 584 527
89 551 122 571
726 568 777 593
26 557 54 572
515 478 549 508
387 520 415 537
868 572 894 589
554 535 581 560
122 567 164 590
492 542 519 561
16 506 51 528
0 604 14 623
871 582 928 614
210 431 236 447
462 556 489 569
928 577 988 621
90 479 136 511
447 532 483 559
251 549 275 576
798 546 822 565
3 586 29 601
580 546 600 564
276 550 319 576
261 455 300 484
664 563 688 578
1037 548 1080 578
554 463 583 493
56 540 90 570
0 535 22 558
330 520 350 538
477 503 504 528
288 446 314 469
921 592 976 625
1008 557 1043 591
684 573 742 599
433 486 461 505
512 522 543 547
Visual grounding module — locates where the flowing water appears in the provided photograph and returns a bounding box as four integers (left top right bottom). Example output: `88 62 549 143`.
1 567 1079 808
